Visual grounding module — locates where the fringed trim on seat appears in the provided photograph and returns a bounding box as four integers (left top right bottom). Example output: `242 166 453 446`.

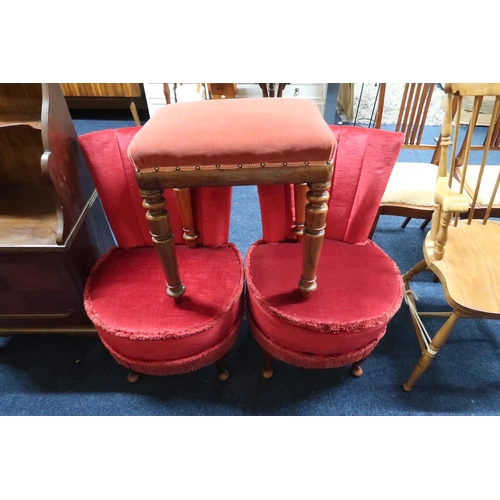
99 314 242 376
84 243 245 340
248 309 384 369
245 240 403 334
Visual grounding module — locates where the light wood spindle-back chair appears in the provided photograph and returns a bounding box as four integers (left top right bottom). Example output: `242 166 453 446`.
370 83 455 237
402 83 500 391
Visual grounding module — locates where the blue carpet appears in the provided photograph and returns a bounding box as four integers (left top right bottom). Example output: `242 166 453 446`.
1 111 499 416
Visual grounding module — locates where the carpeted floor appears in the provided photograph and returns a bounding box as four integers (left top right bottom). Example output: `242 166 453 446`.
1 107 499 416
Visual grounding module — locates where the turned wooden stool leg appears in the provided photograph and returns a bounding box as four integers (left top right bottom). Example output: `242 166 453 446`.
298 181 330 298
127 370 140 383
173 188 199 248
216 355 229 381
141 189 186 303
260 347 274 379
403 312 460 392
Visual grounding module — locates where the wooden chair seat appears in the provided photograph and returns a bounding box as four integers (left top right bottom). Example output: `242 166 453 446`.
423 220 500 317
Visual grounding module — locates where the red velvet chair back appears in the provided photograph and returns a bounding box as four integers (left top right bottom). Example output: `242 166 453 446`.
257 125 404 244
79 127 232 249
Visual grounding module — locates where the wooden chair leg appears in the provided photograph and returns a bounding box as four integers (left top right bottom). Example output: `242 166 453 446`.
368 206 382 240
129 100 141 126
127 370 140 383
401 217 412 229
420 218 431 230
351 353 372 377
215 355 229 381
260 347 274 379
403 312 460 391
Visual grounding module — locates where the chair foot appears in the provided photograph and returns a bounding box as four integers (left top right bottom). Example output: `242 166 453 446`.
351 354 371 378
402 382 412 392
216 357 229 381
260 347 274 379
262 365 274 379
127 370 140 383
351 363 363 377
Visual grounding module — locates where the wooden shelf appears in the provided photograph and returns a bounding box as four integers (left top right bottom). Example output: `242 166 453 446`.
0 114 41 129
0 186 57 247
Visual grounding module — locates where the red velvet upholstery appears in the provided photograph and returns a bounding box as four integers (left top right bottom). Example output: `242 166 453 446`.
127 99 336 171
85 245 243 375
79 127 244 376
246 125 405 372
79 127 232 248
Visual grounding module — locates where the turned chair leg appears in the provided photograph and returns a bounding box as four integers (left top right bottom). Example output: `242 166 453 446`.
403 312 460 392
216 356 229 381
260 347 274 379
127 370 140 383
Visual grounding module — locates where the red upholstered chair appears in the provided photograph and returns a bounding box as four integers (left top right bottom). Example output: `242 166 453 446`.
246 125 405 378
79 126 244 382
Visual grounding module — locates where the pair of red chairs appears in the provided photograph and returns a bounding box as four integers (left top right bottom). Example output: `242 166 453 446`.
79 98 404 383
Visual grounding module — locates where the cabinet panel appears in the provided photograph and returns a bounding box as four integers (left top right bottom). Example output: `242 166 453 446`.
0 84 115 333
61 83 142 98
281 83 327 100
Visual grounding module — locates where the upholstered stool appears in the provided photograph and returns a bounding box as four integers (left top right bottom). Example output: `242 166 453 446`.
83 98 336 382
127 97 336 300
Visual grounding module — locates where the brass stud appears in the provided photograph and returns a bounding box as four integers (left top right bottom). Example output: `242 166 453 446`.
196 166 201 170
176 166 180 171
136 169 141 173
260 163 265 167
155 167 159 171
238 164 243 168
283 162 287 166
216 164 221 169
326 160 331 165
304 161 309 165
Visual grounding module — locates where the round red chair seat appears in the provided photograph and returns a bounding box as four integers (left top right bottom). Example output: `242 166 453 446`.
84 244 244 375
246 239 403 368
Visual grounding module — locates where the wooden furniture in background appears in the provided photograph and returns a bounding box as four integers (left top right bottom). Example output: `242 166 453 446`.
258 83 289 98
403 83 500 391
143 83 328 117
0 83 114 335
60 83 144 125
370 83 450 237
207 83 237 99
